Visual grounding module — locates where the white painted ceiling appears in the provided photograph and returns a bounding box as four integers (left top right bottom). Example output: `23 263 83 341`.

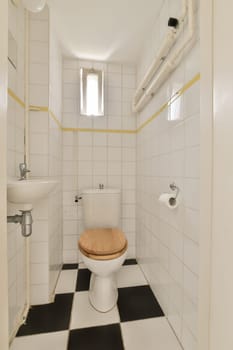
47 0 163 63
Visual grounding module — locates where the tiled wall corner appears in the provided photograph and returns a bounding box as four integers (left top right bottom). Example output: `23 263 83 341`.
48 19 63 298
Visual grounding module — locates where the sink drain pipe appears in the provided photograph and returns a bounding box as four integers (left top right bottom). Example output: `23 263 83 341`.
7 210 33 237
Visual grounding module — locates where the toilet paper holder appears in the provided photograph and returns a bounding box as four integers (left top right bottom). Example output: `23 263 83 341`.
169 182 180 199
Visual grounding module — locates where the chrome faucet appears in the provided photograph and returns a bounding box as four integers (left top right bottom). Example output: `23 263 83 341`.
19 163 30 180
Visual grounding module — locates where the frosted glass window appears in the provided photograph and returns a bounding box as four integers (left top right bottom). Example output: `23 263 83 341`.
80 68 104 116
168 84 183 121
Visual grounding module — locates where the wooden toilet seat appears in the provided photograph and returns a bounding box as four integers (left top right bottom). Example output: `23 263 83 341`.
78 228 128 261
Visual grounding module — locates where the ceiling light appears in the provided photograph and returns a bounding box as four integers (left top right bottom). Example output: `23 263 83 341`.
22 0 46 13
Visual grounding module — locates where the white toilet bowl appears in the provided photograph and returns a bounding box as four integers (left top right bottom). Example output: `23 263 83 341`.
78 188 128 312
78 227 127 312
80 249 127 312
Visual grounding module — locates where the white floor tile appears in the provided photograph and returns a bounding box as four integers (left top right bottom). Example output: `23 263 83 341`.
78 262 87 269
70 291 120 329
117 265 147 288
121 318 182 350
55 270 77 294
10 331 68 350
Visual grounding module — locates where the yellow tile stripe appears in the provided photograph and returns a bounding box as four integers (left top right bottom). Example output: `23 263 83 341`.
7 73 200 134
29 106 63 130
8 88 25 108
62 127 136 134
136 102 168 133
29 105 48 112
135 73 200 133
49 110 63 130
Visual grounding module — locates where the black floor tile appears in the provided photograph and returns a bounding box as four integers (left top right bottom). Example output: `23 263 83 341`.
76 268 91 291
68 324 124 350
117 285 164 322
17 293 74 336
123 258 137 266
63 263 79 270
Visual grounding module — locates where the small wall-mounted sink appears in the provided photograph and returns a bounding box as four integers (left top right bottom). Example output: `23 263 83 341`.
7 178 58 210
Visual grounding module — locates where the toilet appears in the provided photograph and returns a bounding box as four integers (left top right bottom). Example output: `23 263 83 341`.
78 188 128 312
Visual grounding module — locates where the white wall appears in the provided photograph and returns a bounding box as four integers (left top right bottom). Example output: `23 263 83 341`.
7 0 25 177
7 0 27 339
136 1 199 349
208 0 233 348
29 6 50 305
29 6 63 304
62 59 137 263
48 18 63 298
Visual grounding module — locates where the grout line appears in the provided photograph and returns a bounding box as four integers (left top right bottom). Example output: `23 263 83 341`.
136 259 186 349
166 317 185 350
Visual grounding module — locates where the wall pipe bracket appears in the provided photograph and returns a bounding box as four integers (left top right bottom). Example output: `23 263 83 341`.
169 182 180 199
7 210 33 237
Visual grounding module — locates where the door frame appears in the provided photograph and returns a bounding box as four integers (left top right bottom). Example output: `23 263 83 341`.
199 0 213 348
0 0 9 348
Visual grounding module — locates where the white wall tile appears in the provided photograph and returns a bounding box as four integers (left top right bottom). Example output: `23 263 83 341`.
78 147 92 161
108 63 121 73
63 69 79 84
30 42 49 64
29 84 49 105
122 74 136 88
184 208 199 243
183 295 198 338
93 161 107 176
30 242 49 264
181 324 197 350
93 147 107 161
107 73 121 87
30 154 49 176
30 19 48 42
185 115 200 147
185 147 200 178
30 133 48 155
30 112 48 133
30 263 49 284
30 285 49 305
107 134 122 147
183 237 199 275
93 133 107 146
30 63 49 85
184 266 198 304
184 179 199 210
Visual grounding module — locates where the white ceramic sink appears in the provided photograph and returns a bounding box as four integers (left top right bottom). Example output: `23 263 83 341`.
7 178 58 209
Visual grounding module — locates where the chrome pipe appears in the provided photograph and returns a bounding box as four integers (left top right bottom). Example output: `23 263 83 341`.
7 210 33 237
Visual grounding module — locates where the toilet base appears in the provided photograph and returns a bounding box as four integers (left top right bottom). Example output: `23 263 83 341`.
79 249 127 312
89 273 118 312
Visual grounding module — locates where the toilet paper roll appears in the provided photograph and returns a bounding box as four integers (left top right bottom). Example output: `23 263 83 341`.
158 193 180 209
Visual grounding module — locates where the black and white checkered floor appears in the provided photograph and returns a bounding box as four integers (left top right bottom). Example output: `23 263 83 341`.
11 260 182 350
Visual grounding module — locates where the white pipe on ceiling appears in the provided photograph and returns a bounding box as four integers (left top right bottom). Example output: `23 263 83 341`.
133 0 195 113
134 0 187 104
